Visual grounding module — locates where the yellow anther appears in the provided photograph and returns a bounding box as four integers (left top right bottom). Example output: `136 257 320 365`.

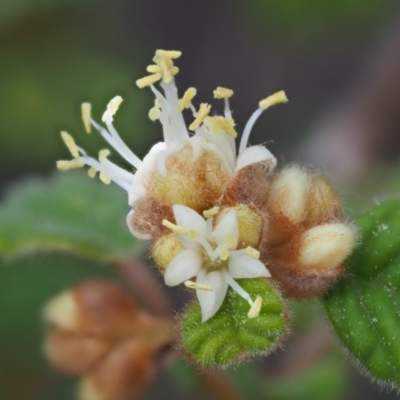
149 107 161 121
205 116 237 138
147 64 162 73
188 230 200 240
259 91 288 108
178 87 197 112
247 296 263 319
102 96 123 122
60 131 80 158
136 73 162 89
203 207 220 219
99 171 111 184
225 235 236 248
184 281 213 291
189 103 211 131
162 219 188 235
245 246 260 259
154 50 182 61
81 103 92 133
214 87 234 99
88 167 97 178
56 160 84 170
159 60 172 83
220 248 229 261
99 149 110 162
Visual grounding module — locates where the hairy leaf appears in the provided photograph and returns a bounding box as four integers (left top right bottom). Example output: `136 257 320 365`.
181 279 287 369
324 199 400 389
0 172 139 261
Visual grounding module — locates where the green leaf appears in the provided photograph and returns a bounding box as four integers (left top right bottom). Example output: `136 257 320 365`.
324 199 400 389
0 171 139 261
181 279 287 369
262 353 349 400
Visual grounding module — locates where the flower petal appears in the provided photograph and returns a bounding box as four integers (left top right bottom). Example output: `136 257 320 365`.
228 253 271 278
173 204 206 235
235 145 276 173
128 142 167 206
164 249 202 286
212 209 239 247
196 269 228 322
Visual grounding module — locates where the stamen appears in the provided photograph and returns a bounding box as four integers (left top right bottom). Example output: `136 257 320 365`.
99 171 111 184
149 107 161 121
147 65 161 73
159 60 172 83
225 235 237 248
60 131 80 158
154 50 182 61
245 247 260 259
214 87 234 99
81 103 92 133
178 87 197 112
101 96 123 122
203 207 220 219
136 73 162 89
206 116 237 138
189 103 211 131
184 281 213 291
239 91 288 155
88 167 97 178
247 296 263 319
222 271 253 306
56 160 84 170
188 230 200 240
162 219 188 234
259 91 288 108
220 248 229 261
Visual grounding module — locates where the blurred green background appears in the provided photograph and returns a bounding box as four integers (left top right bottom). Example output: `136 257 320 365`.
2 0 400 399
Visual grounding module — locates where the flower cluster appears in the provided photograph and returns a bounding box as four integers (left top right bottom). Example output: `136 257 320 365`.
44 281 172 400
57 49 357 323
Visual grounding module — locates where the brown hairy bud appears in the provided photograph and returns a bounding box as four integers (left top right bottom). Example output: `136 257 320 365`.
44 280 173 399
267 223 357 298
127 196 174 239
45 331 109 374
268 166 310 225
304 175 342 226
78 340 156 400
219 163 271 209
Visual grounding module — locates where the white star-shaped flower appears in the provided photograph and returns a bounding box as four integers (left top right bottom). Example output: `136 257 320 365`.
162 204 271 322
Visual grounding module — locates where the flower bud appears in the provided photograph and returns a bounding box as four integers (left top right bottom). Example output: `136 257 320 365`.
305 176 341 226
268 166 310 225
298 223 356 270
44 281 140 337
152 233 186 270
267 223 357 298
77 340 156 400
127 196 174 239
44 291 80 330
220 163 270 208
214 204 265 248
149 143 231 212
45 331 109 374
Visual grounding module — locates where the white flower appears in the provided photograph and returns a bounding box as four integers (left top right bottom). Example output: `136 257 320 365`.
57 50 288 215
162 204 271 322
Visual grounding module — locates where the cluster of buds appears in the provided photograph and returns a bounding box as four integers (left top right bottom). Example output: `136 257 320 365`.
56 50 356 351
44 280 172 400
